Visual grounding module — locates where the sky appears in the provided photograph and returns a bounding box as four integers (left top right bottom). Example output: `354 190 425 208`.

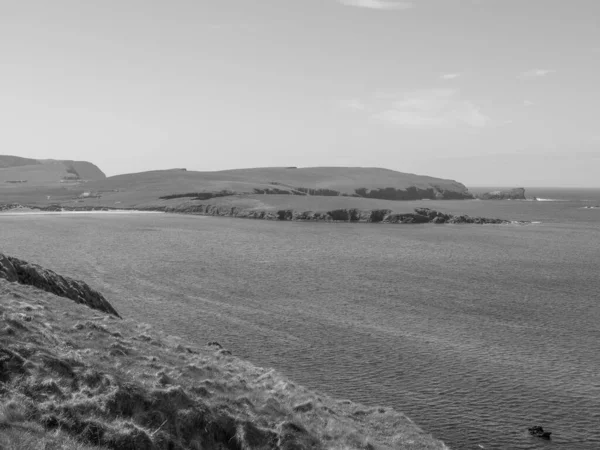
1 0 599 186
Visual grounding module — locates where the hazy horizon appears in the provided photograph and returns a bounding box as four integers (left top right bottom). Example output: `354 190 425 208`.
1 0 598 186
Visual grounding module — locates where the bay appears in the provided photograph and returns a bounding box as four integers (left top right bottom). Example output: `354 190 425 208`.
1 194 599 449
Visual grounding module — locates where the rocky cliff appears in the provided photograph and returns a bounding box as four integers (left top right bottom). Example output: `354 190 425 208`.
0 253 120 317
478 188 526 200
0 202 520 225
138 203 513 224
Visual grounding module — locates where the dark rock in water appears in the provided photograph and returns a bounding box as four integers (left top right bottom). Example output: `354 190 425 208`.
478 188 526 200
0 253 120 318
528 426 552 439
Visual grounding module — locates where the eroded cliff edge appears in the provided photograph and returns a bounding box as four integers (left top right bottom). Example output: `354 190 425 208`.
0 253 120 317
138 204 515 225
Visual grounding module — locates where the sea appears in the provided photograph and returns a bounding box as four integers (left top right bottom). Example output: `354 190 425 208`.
1 187 599 450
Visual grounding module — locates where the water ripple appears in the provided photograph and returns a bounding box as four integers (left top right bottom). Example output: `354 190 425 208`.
1 211 599 449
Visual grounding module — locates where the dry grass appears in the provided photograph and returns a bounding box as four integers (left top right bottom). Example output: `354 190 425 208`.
0 278 449 449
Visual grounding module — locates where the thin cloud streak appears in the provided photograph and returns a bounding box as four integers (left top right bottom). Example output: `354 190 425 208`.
348 89 490 129
343 99 367 111
337 0 414 10
520 69 555 78
441 73 461 80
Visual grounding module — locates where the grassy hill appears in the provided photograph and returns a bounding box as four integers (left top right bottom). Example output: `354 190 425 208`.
0 155 106 188
0 254 449 449
0 164 479 219
53 166 470 207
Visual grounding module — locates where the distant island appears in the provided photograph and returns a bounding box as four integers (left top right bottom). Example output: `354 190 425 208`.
0 156 530 224
476 188 527 200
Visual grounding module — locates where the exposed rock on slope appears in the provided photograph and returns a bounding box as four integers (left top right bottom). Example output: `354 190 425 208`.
0 253 119 317
478 188 526 200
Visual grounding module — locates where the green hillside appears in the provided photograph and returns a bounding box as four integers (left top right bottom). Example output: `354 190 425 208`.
0 155 106 186
78 166 473 206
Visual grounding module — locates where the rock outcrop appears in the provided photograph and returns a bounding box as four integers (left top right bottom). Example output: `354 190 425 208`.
0 253 120 317
135 203 514 225
1 202 522 225
355 186 474 200
478 188 526 200
528 426 551 439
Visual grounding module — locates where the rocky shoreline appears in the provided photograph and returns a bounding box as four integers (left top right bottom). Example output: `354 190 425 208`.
143 204 515 224
0 202 523 225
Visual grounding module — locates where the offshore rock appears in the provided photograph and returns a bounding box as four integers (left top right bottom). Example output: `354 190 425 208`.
528 426 552 440
0 253 120 317
478 188 526 200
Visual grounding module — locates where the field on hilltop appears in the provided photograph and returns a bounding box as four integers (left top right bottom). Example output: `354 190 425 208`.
0 166 473 209
0 164 483 221
83 167 472 202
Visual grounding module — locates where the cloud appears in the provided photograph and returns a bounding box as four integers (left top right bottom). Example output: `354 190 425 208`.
343 98 367 111
520 69 555 78
371 89 490 128
523 100 534 107
441 73 461 80
337 0 414 10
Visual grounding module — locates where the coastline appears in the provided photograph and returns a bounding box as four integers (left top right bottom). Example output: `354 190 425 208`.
0 202 527 225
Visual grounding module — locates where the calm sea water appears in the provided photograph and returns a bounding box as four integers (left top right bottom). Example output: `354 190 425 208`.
1 190 599 450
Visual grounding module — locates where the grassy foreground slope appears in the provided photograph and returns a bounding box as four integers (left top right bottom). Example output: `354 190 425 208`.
0 258 449 450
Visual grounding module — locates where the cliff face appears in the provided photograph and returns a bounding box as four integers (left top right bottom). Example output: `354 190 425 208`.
137 203 513 224
354 185 473 200
0 253 119 317
478 188 526 200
